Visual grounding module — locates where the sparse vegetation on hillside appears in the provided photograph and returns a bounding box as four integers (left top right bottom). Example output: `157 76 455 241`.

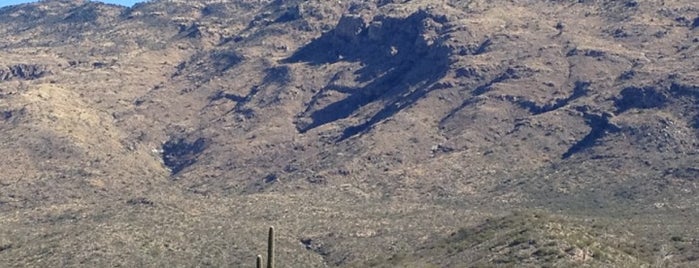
0 0 697 266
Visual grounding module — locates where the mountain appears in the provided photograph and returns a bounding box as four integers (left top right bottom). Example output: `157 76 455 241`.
0 0 698 266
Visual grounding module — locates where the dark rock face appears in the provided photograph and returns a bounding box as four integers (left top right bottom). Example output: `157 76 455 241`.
1 108 26 124
64 4 99 23
614 86 668 114
0 64 51 81
334 15 365 42
162 138 207 175
515 81 589 115
670 83 699 129
173 51 243 81
287 10 451 139
562 112 620 159
2 110 12 120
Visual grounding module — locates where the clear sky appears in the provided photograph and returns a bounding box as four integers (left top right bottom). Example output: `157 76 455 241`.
0 0 144 8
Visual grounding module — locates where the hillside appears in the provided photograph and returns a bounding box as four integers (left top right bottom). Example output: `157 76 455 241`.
0 0 698 266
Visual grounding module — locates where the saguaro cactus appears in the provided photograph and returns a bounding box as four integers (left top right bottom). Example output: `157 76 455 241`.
254 226 275 268
267 226 275 268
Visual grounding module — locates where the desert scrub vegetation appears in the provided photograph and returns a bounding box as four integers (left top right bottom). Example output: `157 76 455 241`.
353 210 658 267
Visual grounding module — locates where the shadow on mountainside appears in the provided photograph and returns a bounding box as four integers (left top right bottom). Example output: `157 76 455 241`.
284 10 451 141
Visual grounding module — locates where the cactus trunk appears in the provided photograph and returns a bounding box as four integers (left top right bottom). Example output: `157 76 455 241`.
267 226 275 268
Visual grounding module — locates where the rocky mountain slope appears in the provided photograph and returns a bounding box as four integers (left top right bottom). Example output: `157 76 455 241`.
0 0 698 266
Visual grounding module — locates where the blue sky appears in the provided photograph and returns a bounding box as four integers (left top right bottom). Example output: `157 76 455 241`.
0 0 144 8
